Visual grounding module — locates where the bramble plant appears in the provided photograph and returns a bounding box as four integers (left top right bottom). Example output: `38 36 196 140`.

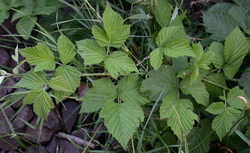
1 0 250 152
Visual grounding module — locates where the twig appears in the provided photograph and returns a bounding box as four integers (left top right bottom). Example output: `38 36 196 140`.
56 132 95 148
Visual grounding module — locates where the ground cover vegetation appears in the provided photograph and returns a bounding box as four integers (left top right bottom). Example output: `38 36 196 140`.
0 0 250 152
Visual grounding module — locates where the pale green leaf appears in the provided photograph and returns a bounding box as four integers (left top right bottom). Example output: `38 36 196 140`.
141 66 178 101
15 71 46 89
191 63 199 83
223 27 249 78
118 74 149 105
57 34 76 64
154 0 172 27
104 51 137 79
207 42 225 69
16 16 37 40
55 65 81 91
23 89 54 120
100 102 144 148
48 76 73 93
180 79 209 106
19 43 55 72
76 39 106 65
160 96 198 141
212 107 241 140
156 26 188 47
149 48 163 70
93 6 130 48
206 102 225 115
162 39 195 58
80 79 117 113
92 25 109 47
227 86 249 110
53 90 71 104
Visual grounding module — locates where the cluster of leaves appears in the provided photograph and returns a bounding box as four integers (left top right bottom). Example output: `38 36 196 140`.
0 0 62 39
203 0 250 40
1 0 250 152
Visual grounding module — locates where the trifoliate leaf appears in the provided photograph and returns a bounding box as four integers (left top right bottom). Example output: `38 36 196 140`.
15 71 46 89
239 70 250 96
160 96 198 142
92 5 130 48
55 65 81 91
180 79 209 106
223 27 249 79
154 0 172 27
100 102 144 149
206 102 225 115
57 34 76 64
48 76 73 93
207 42 225 69
23 89 54 120
104 51 137 79
19 43 55 72
16 16 37 40
141 66 178 101
118 74 149 105
80 79 117 113
76 39 106 65
149 48 163 70
227 86 249 110
211 107 241 140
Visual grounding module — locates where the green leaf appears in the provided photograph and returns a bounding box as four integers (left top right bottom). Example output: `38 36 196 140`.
156 26 187 47
53 90 71 104
141 66 178 101
118 74 149 105
76 39 106 65
48 76 73 93
227 86 249 110
92 25 109 47
154 0 172 27
239 70 250 96
19 43 55 72
100 102 144 149
92 5 130 48
233 0 250 9
16 16 37 40
212 107 241 140
207 42 225 69
34 0 62 15
15 71 46 89
55 65 81 91
223 27 249 78
162 39 195 58
57 34 76 64
188 120 212 153
206 102 225 115
191 63 199 83
203 3 236 41
180 79 209 106
228 6 248 30
80 79 117 113
104 51 137 79
149 48 163 70
0 10 9 24
23 89 54 120
160 96 198 141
